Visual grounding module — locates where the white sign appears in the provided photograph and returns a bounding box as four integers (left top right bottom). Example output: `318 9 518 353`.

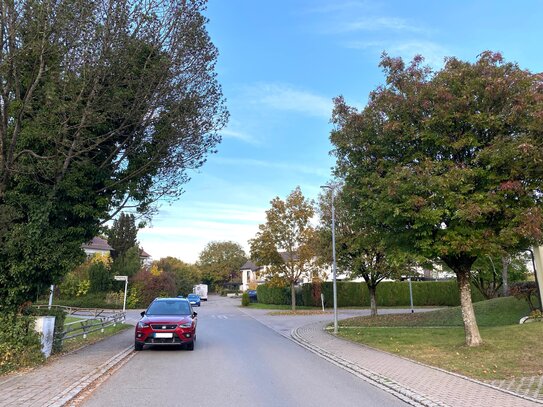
114 275 127 281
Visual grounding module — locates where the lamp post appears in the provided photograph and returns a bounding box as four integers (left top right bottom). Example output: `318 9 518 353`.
321 185 338 334
114 275 128 312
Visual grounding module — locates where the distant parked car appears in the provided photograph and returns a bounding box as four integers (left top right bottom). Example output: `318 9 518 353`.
135 297 197 351
187 293 201 307
247 290 257 302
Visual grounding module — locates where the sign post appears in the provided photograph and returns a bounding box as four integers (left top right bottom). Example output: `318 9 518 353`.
114 275 128 312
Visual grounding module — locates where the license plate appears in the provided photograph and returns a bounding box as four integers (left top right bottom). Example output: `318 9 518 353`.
155 333 173 338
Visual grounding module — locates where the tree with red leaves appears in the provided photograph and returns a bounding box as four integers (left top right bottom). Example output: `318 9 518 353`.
331 51 543 346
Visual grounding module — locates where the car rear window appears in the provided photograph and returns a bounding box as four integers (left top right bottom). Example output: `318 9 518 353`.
147 300 191 315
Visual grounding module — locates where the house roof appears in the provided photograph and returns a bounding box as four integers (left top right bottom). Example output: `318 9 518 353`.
81 236 112 251
139 248 151 258
240 260 260 271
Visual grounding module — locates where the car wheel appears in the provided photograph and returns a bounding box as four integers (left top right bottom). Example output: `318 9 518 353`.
134 341 144 351
186 340 194 351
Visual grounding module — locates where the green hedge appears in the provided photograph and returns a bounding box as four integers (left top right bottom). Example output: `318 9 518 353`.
259 280 485 307
256 285 303 305
0 314 43 374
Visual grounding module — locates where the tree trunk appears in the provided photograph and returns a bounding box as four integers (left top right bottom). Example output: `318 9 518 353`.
456 270 483 347
501 256 509 297
290 282 296 311
369 285 378 316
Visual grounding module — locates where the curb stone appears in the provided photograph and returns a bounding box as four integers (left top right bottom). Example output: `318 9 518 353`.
45 345 134 407
291 326 447 407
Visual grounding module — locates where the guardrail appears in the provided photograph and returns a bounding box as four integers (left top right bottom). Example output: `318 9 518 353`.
35 305 126 342
62 312 126 341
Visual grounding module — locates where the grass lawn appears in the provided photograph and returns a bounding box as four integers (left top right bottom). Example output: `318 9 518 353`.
336 297 542 380
61 320 131 354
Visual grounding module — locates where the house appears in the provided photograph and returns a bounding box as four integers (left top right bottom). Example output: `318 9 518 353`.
240 260 264 292
81 237 113 257
139 247 153 268
239 253 340 291
82 237 152 267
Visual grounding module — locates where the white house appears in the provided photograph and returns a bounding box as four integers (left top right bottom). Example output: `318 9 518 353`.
81 237 113 257
81 237 152 267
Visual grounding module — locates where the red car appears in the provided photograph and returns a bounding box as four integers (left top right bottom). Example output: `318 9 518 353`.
135 297 197 351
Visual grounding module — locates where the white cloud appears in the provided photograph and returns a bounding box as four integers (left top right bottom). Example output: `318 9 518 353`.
386 41 448 68
246 83 333 119
337 17 425 34
221 129 260 145
138 201 268 263
213 157 331 178
304 1 376 15
345 39 448 69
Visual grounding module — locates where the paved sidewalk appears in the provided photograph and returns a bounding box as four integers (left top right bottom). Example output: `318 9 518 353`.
0 329 133 407
241 307 542 407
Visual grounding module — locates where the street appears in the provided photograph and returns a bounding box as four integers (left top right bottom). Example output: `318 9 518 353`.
82 296 409 407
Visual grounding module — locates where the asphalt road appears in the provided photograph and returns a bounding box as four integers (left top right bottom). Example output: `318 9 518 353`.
82 296 409 407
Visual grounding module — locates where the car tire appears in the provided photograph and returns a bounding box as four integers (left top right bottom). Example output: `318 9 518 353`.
186 340 194 351
135 341 144 351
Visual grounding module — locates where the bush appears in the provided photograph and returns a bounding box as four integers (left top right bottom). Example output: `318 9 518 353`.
509 281 541 311
131 269 176 305
0 313 44 374
241 292 250 306
256 285 303 305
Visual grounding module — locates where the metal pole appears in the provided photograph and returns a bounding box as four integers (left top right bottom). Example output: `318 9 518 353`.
123 279 128 313
331 189 338 334
48 285 54 310
408 277 414 313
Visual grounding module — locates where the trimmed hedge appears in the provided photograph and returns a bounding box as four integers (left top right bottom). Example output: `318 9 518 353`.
256 285 303 305
258 280 485 307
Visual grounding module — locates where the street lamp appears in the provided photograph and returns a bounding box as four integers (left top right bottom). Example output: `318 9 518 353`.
114 275 128 313
321 185 338 334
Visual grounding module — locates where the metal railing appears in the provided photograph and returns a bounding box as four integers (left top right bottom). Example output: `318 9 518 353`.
35 305 126 342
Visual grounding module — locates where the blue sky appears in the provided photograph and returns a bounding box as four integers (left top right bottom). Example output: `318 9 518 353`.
138 0 543 263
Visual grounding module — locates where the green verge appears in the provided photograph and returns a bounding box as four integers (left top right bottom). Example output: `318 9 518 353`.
336 297 542 380
60 322 131 354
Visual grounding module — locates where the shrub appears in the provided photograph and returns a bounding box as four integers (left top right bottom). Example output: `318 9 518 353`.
241 292 250 306
0 313 44 374
257 285 303 305
264 280 486 307
132 269 176 305
509 281 540 311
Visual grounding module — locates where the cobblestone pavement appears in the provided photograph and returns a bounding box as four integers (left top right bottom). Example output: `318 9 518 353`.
486 376 543 401
0 329 133 407
240 307 543 407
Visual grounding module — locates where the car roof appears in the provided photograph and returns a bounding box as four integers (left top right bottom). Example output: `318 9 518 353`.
153 297 189 302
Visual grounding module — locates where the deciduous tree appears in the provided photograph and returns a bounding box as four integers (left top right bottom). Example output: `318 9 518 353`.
331 52 543 346
0 0 227 310
318 185 405 316
197 241 246 288
250 187 317 310
155 257 200 296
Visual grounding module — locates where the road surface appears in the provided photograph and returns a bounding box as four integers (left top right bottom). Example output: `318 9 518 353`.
82 296 408 407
